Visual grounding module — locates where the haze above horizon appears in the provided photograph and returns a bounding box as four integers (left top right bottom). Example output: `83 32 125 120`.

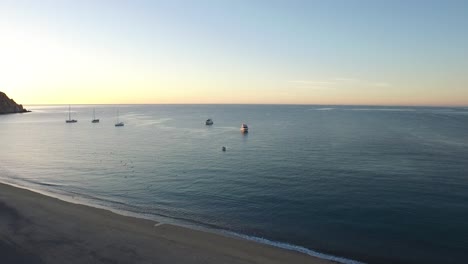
1 0 467 106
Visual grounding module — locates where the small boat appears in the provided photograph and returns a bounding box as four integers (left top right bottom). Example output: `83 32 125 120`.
91 108 99 123
65 105 77 123
205 119 214 125
240 123 248 133
115 109 124 127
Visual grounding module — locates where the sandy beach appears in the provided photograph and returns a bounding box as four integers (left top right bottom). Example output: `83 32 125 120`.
0 183 333 264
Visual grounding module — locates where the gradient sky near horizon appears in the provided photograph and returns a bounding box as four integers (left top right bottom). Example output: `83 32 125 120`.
1 0 467 106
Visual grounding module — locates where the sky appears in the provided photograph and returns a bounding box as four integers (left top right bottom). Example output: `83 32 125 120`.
0 0 467 106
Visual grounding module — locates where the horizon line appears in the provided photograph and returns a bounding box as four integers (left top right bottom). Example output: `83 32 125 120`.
22 103 468 108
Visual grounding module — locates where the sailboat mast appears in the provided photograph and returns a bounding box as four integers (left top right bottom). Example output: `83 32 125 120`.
68 105 71 120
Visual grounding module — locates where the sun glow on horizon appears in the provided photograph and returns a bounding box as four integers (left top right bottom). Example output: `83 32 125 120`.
1 1 467 107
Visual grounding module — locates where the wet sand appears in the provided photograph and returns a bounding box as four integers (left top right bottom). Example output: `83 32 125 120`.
0 183 334 264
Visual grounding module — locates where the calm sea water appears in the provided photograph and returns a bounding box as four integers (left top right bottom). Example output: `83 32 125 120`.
1 105 467 264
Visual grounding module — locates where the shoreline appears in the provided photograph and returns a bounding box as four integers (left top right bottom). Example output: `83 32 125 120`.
0 176 363 264
0 110 31 115
0 182 341 264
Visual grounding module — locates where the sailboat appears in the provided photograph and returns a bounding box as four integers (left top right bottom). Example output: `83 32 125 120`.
65 105 77 123
115 109 124 127
91 108 100 123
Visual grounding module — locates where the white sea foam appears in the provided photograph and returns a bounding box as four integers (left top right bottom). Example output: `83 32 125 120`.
221 230 365 264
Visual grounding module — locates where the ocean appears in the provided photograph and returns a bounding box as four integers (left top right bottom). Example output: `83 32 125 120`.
1 105 467 264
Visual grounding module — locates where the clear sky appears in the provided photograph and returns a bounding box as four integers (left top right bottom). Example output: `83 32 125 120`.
1 0 467 106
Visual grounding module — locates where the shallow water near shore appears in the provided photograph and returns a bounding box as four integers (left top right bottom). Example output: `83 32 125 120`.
1 105 467 264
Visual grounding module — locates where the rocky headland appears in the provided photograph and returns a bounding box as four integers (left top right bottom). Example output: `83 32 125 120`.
0 92 29 114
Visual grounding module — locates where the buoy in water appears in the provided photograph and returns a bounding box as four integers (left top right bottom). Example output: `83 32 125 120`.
222 146 226 151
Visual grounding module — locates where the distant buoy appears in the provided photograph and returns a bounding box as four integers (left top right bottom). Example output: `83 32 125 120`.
222 146 226 151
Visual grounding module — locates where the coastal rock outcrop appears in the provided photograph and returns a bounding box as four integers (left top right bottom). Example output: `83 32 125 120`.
0 92 29 114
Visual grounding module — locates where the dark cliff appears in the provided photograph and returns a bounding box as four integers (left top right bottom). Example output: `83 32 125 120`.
0 92 29 114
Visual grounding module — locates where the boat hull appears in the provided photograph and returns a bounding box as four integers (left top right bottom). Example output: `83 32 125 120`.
240 123 248 133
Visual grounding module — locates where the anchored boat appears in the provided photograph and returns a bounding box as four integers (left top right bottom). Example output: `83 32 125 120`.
66 105 77 123
240 123 248 133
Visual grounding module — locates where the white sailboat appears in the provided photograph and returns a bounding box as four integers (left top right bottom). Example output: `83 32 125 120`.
92 108 100 123
65 105 77 123
115 109 124 127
